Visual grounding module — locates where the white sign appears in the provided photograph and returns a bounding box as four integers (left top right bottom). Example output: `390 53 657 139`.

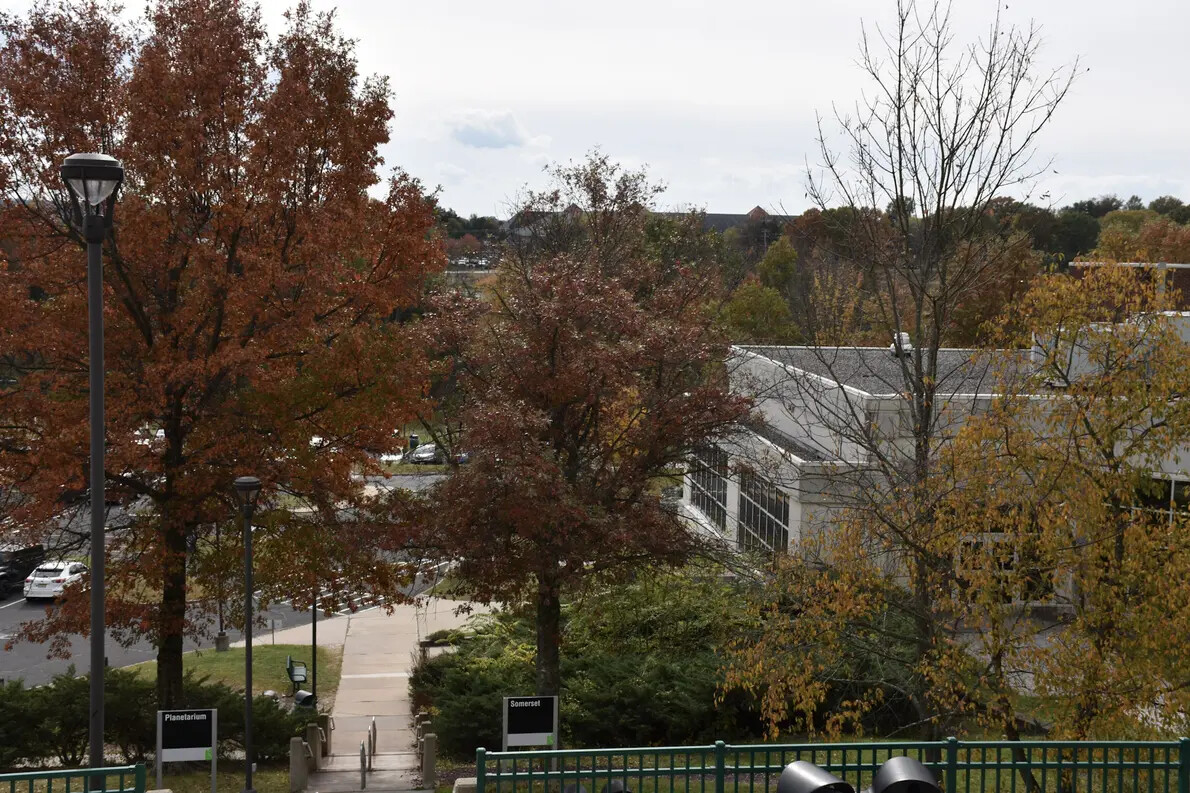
156 709 217 793
502 696 559 750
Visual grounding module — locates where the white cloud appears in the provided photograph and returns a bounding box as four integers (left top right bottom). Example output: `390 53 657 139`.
450 110 534 150
436 162 469 185
243 0 1190 215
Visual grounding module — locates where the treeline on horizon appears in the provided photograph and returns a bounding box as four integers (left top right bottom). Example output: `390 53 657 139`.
437 192 1190 268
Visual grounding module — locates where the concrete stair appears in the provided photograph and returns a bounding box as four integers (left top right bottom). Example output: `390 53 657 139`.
308 751 424 793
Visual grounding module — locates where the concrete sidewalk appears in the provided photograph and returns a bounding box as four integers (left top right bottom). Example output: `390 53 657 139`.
310 598 478 792
230 613 350 650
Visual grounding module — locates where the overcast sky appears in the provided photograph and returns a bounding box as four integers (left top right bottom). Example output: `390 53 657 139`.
10 0 1190 217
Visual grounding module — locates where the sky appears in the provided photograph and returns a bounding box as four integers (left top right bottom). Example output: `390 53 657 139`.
8 0 1190 218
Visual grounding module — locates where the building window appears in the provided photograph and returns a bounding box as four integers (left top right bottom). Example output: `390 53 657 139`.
737 470 790 552
1132 477 1190 525
957 536 1053 605
690 444 729 531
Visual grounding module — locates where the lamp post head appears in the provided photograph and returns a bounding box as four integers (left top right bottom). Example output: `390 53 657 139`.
60 152 124 242
61 153 123 205
233 475 263 513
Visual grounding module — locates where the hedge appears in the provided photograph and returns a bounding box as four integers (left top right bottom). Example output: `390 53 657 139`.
0 667 311 771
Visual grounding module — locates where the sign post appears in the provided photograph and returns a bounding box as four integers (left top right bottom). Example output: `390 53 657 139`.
156 708 217 793
502 695 559 751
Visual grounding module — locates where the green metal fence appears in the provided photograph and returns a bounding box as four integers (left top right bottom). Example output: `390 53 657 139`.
0 765 146 793
477 739 1190 793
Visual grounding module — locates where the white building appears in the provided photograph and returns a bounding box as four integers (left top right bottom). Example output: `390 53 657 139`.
682 330 1190 559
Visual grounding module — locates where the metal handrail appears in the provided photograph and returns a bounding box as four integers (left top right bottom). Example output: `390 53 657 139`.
1 765 146 793
475 738 1190 793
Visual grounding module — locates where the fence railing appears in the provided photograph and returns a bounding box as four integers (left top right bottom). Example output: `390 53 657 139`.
476 739 1190 793
1 765 147 793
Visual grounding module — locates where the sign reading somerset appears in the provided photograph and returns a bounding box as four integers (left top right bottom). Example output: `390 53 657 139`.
156 709 217 793
502 695 558 750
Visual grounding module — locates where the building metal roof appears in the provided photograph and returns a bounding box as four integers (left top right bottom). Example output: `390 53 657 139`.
752 421 828 461
740 345 1028 396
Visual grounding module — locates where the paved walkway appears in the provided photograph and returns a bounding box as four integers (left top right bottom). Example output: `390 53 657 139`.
306 598 477 793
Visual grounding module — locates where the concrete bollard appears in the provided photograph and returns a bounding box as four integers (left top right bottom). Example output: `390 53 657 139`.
453 777 478 793
289 737 308 792
317 713 333 757
306 723 323 772
422 733 437 790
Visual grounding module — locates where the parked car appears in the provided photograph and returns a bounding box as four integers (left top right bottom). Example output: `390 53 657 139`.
406 443 471 465
0 543 45 596
406 443 444 464
24 560 87 601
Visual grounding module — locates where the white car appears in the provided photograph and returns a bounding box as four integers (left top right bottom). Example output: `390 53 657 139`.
24 561 87 601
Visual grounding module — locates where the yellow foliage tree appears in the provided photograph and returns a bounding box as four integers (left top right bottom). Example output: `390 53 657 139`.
723 265 1190 741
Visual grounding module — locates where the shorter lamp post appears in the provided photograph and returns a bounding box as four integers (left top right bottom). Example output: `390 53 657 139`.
233 476 262 793
215 521 229 652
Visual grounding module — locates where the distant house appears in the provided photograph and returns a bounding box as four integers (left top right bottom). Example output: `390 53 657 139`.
658 206 792 234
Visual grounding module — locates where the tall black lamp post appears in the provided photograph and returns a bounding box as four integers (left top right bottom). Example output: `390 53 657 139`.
60 152 124 778
233 476 262 793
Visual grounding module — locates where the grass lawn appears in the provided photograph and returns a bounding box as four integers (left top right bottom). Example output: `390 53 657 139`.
128 644 343 705
154 768 290 793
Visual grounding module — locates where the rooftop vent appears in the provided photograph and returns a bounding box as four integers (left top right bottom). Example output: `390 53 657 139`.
889 332 913 357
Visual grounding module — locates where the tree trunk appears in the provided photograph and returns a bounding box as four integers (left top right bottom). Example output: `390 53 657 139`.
534 563 562 697
157 516 188 708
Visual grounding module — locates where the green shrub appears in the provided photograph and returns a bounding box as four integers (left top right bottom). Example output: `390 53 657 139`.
106 668 157 763
39 669 90 766
0 679 50 769
0 667 309 770
251 696 312 763
410 566 764 759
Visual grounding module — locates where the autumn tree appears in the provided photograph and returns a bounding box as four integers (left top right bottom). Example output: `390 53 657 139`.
409 156 753 696
972 265 1190 738
724 0 1078 738
1093 210 1190 263
725 264 1190 744
721 277 800 344
0 0 441 705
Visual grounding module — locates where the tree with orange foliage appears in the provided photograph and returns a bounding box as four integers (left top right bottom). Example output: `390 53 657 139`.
0 0 441 705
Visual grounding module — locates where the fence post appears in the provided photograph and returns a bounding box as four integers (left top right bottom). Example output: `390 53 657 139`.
477 748 487 793
134 764 147 793
945 737 958 793
1179 737 1189 793
715 741 726 793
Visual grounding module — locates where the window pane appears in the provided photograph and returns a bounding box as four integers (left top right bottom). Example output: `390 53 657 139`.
737 470 789 553
1175 479 1190 513
690 444 728 530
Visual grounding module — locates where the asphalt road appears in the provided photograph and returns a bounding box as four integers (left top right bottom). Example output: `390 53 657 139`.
0 562 442 687
0 472 446 686
0 593 321 686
